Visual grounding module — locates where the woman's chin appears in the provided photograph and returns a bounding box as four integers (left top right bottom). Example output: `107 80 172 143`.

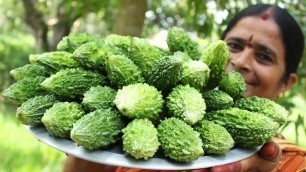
244 85 254 98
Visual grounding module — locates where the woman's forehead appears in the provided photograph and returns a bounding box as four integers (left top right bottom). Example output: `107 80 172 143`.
225 16 284 54
228 16 281 37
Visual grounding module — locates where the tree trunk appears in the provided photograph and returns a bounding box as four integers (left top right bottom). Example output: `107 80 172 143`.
21 0 147 52
113 0 147 37
48 1 82 51
49 22 71 51
21 0 82 52
21 0 49 52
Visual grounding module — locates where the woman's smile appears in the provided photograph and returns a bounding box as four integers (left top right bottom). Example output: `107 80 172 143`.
224 16 289 100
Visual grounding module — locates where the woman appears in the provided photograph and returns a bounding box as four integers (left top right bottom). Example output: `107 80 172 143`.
63 4 305 172
207 3 306 172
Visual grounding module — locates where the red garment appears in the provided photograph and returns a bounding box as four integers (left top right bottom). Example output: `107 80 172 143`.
272 138 306 172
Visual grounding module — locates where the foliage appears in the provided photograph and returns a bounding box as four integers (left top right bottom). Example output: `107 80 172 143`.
32 0 120 31
144 1 251 38
277 95 306 147
0 0 27 32
0 32 34 92
0 110 66 172
144 0 306 39
1 0 121 51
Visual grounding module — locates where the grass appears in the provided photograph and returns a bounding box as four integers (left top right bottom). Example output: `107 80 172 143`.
0 109 66 172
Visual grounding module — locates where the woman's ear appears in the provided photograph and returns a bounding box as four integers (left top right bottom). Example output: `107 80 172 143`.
281 73 297 93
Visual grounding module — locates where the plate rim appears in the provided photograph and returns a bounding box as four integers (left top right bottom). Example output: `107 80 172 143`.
25 125 261 170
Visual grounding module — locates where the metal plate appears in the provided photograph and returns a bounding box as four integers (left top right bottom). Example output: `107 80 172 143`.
25 125 260 170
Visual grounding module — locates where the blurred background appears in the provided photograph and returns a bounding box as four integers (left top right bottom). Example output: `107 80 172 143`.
0 0 305 171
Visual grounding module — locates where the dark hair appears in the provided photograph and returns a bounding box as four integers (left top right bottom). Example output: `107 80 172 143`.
221 4 305 81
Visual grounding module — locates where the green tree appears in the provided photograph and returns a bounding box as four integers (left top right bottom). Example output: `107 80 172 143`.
18 0 147 52
20 0 115 52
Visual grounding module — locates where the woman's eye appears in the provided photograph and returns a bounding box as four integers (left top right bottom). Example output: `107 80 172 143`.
255 53 273 64
227 43 242 52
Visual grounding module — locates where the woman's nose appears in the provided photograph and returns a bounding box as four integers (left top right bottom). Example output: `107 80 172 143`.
230 49 253 72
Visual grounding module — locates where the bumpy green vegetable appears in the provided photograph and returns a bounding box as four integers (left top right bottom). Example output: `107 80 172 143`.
114 83 164 120
157 118 204 162
219 71 246 99
82 85 117 111
234 96 288 126
202 90 233 111
122 118 160 160
29 54 41 64
71 108 125 150
105 54 144 88
205 108 279 148
73 41 125 72
179 60 210 91
128 37 166 79
16 95 58 126
10 64 50 81
4 30 293 163
40 68 106 99
57 32 96 53
194 120 234 154
147 52 188 93
166 85 206 125
105 35 166 79
42 102 85 138
72 41 106 71
104 34 131 52
167 27 201 60
1 76 48 105
36 51 80 72
200 40 230 89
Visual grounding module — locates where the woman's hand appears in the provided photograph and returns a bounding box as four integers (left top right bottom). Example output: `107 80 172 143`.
191 141 281 172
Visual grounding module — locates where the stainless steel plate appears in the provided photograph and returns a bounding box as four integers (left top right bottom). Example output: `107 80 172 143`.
25 125 260 170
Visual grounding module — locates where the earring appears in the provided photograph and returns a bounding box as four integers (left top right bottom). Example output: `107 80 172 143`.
277 92 284 99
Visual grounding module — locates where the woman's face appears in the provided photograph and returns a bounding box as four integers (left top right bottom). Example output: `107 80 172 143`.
224 16 296 100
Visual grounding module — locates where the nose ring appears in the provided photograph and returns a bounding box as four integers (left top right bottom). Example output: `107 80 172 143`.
230 57 237 63
231 56 237 60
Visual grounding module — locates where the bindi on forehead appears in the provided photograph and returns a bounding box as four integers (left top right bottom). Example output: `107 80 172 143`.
260 13 269 20
246 34 253 48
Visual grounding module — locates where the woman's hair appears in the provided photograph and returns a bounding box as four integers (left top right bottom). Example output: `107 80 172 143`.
221 4 305 81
